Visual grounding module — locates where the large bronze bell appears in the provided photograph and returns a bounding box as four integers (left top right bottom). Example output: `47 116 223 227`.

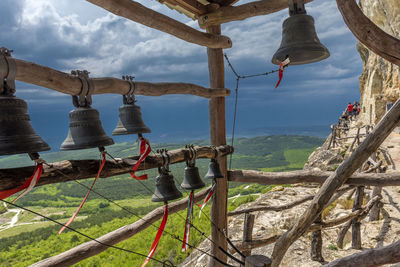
0 95 50 155
181 166 205 190
60 107 114 150
112 103 151 135
152 170 182 202
204 159 224 180
271 0 329 65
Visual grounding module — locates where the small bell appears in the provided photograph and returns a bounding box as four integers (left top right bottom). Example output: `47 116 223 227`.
271 0 329 65
60 107 114 150
0 95 50 155
112 102 151 135
204 159 224 180
152 170 182 202
181 145 205 190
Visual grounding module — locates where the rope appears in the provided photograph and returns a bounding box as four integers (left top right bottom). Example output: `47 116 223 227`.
224 54 279 170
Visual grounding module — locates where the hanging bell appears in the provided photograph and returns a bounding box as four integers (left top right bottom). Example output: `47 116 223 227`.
112 102 151 135
152 171 182 202
0 95 50 156
271 0 329 65
204 159 224 180
181 166 205 190
60 107 114 150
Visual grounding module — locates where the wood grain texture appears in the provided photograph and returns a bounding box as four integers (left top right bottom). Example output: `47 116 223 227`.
31 187 210 267
13 58 229 98
336 0 400 65
86 0 232 48
0 145 233 191
207 23 228 267
270 98 400 267
198 0 313 28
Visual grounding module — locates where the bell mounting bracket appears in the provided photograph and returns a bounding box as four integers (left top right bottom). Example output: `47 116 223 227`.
71 70 93 108
0 47 16 96
157 149 171 174
288 0 306 16
185 144 197 167
122 75 136 104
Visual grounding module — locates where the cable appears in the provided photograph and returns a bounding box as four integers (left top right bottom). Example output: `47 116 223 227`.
0 199 173 266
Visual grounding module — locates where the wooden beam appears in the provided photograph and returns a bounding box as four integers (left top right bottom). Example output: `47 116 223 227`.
31 187 210 267
12 58 229 98
336 0 400 66
0 145 233 192
198 0 313 29
207 23 228 266
270 98 400 267
86 0 232 49
325 240 400 267
228 169 400 187
163 0 207 16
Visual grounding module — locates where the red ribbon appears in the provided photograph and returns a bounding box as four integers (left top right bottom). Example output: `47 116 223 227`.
131 137 151 180
142 204 168 267
197 184 216 218
58 152 106 234
182 191 194 252
275 57 290 88
0 163 43 200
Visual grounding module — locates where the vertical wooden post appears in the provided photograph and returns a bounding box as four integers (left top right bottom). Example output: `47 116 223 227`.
207 23 228 266
352 186 364 249
310 214 324 262
242 213 255 261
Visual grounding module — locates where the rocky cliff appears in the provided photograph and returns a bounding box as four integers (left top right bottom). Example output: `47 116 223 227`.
358 0 400 125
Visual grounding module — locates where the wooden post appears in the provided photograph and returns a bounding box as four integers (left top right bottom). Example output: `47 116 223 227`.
369 152 383 221
245 255 272 267
242 213 255 261
207 23 228 267
310 214 324 262
351 186 364 249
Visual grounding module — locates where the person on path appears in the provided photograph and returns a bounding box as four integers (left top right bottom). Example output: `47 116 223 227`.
347 102 353 120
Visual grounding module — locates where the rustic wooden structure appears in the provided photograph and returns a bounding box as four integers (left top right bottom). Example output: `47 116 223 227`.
1 0 400 266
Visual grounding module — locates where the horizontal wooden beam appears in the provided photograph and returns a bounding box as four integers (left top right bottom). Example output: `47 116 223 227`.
31 187 210 267
0 145 233 191
337 0 400 66
228 169 400 187
198 0 313 28
13 58 230 98
86 0 232 49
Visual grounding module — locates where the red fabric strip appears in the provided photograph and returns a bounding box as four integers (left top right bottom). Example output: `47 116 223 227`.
0 163 43 200
142 204 168 267
275 57 290 88
197 184 216 218
58 152 106 235
131 137 151 180
182 191 194 252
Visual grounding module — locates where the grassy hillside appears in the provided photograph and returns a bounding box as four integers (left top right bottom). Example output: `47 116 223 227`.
0 135 323 266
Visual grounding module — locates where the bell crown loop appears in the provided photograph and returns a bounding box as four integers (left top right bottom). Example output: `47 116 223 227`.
122 75 136 104
288 0 306 16
71 70 93 108
0 47 16 96
185 144 197 167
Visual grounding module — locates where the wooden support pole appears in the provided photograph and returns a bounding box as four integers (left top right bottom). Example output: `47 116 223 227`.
228 169 400 187
11 58 229 98
270 97 400 267
0 145 233 192
369 186 382 221
31 188 210 267
242 213 255 260
86 0 232 49
207 23 228 267
351 186 364 249
198 0 313 28
310 214 324 262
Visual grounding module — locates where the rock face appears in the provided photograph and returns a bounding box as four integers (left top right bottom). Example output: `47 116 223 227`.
358 0 400 125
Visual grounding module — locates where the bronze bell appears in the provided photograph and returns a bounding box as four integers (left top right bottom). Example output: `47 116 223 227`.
60 107 114 150
181 166 205 190
204 159 224 180
112 102 151 135
152 170 182 202
271 0 329 65
0 95 50 156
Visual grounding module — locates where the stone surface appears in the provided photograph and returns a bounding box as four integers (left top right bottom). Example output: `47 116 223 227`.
358 0 400 125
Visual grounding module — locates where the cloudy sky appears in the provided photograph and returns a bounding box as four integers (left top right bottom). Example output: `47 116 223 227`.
0 0 362 149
